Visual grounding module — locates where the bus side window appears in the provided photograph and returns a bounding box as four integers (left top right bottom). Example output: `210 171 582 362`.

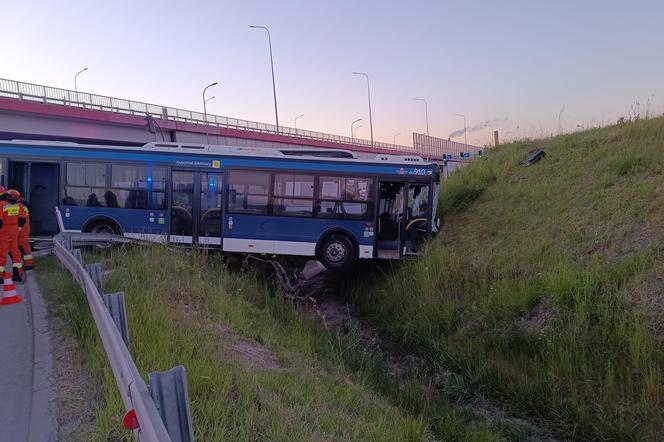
227 171 269 215
318 176 373 220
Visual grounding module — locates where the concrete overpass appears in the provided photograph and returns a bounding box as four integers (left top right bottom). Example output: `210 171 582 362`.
0 78 480 160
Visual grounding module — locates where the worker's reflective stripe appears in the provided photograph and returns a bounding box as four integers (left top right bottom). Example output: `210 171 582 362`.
3 205 19 216
12 262 22 268
23 254 33 259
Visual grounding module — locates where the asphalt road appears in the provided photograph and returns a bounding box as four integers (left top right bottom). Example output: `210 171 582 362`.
0 272 57 441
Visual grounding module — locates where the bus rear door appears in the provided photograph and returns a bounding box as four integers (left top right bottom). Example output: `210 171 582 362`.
8 160 60 236
170 171 223 246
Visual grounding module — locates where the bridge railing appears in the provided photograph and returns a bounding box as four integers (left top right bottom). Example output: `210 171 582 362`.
0 78 418 153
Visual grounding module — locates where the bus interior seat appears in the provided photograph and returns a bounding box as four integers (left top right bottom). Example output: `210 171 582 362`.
86 193 103 207
378 212 399 240
62 196 77 206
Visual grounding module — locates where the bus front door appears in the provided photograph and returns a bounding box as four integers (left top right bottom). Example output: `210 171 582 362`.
377 180 431 258
170 171 223 246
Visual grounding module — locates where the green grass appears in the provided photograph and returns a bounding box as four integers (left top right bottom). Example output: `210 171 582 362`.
356 117 664 441
37 246 512 441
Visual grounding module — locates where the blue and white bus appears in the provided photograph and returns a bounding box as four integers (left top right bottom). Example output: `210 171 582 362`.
0 140 439 269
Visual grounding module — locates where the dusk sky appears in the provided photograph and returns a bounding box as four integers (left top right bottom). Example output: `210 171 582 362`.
2 0 663 146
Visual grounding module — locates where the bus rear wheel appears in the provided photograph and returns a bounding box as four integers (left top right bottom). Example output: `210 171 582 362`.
318 234 354 270
86 220 121 235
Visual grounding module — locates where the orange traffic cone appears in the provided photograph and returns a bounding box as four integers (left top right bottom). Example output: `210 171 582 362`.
0 271 21 305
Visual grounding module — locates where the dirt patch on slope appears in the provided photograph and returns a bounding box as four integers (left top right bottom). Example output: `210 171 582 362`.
49 315 99 441
518 294 558 334
627 274 664 339
590 225 659 264
219 324 282 371
614 226 658 258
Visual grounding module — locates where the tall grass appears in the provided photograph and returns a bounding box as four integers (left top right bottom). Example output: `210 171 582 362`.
38 246 513 441
357 117 664 441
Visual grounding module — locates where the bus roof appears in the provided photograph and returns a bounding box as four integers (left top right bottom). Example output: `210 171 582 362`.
7 139 433 166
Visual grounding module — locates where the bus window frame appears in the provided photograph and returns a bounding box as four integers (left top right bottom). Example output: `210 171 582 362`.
63 160 168 210
223 167 384 221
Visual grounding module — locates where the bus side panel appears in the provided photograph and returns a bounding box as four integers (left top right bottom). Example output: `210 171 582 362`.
62 206 168 240
222 214 374 258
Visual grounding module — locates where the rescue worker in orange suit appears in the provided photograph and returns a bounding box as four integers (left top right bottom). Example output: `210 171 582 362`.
7 189 33 271
0 186 25 282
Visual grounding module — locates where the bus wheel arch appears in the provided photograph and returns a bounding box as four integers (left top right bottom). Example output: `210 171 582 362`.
83 216 123 235
316 230 357 270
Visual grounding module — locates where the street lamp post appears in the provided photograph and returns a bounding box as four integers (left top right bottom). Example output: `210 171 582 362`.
414 98 429 136
203 82 218 145
74 67 88 103
295 114 304 130
393 132 401 144
350 118 362 140
352 72 373 148
353 125 363 138
454 113 468 146
250 25 280 134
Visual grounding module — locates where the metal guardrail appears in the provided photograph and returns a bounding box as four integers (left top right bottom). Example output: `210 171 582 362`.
0 77 418 153
53 232 193 441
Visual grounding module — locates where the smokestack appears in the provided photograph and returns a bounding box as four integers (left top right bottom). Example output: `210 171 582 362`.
494 130 499 147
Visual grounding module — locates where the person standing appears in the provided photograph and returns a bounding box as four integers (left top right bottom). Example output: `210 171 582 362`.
8 190 32 271
0 187 24 282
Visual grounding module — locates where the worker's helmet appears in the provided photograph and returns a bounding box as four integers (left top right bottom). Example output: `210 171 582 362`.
7 189 21 201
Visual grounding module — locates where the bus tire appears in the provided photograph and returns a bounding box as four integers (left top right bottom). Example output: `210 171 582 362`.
85 219 121 235
318 234 354 270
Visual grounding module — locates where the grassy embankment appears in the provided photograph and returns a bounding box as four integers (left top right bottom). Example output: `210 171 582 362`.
357 117 664 441
38 245 516 441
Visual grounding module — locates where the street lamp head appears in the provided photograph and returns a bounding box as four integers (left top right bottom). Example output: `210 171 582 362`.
81 67 88 72
203 82 218 96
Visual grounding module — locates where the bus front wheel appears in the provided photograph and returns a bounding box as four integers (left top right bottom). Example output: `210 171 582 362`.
318 234 354 270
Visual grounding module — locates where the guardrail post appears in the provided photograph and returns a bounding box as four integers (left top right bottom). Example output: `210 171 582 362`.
72 248 83 264
85 262 103 293
148 366 195 442
61 234 72 251
103 292 129 347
